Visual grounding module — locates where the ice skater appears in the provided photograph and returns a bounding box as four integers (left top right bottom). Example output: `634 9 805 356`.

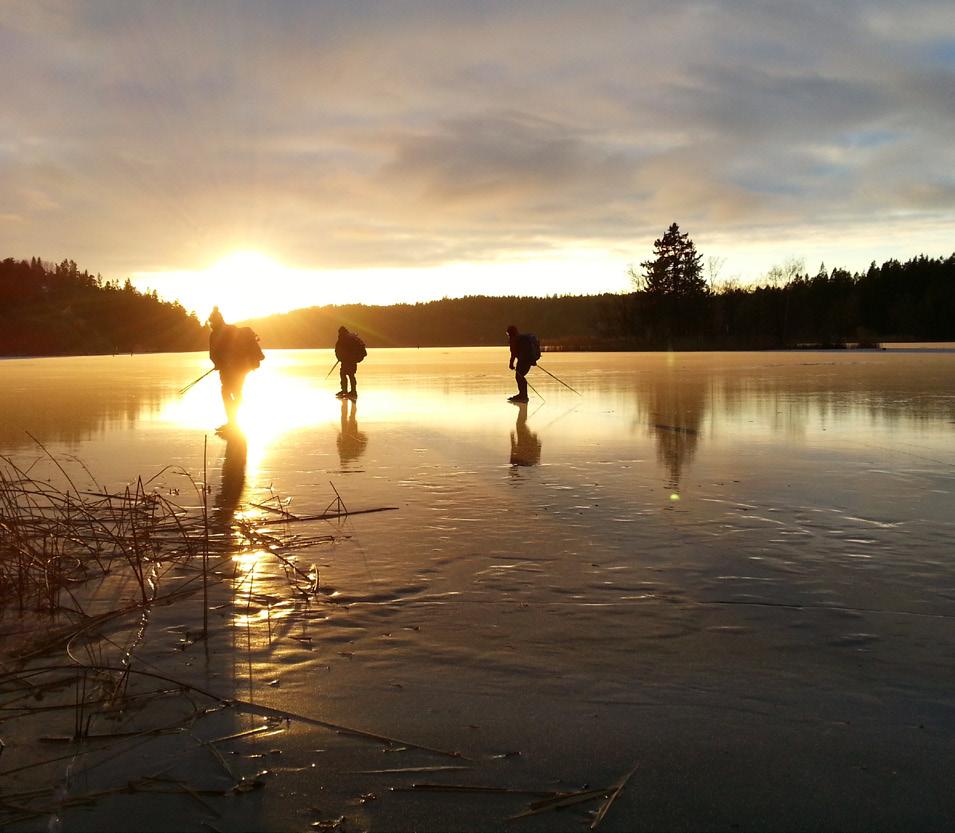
208 306 264 429
334 325 367 400
505 324 541 403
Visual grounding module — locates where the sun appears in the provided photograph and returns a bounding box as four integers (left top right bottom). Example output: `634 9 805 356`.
204 251 290 322
133 249 323 323
213 250 277 278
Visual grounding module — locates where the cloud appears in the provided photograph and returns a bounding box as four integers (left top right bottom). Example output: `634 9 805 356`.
1 0 954 286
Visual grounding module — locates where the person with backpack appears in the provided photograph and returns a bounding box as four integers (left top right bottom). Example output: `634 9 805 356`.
505 324 541 403
208 305 265 428
334 325 366 400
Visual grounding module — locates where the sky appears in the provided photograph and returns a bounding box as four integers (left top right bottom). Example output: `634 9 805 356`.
2 0 955 320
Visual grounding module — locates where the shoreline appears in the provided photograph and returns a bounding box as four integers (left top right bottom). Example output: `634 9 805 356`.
4 340 955 362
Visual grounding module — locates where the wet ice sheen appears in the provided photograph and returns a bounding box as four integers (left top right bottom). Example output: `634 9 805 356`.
2 347 955 830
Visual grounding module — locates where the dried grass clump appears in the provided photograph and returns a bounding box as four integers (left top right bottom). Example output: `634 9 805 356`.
0 455 199 615
0 445 355 827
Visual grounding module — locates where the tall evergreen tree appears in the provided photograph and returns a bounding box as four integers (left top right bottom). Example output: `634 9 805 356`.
639 222 707 297
629 222 709 346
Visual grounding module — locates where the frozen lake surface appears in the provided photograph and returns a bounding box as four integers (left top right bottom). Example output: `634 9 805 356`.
1 348 954 831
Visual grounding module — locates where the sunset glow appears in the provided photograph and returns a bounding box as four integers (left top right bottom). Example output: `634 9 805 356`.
132 246 633 320
6 3 955 315
135 251 316 322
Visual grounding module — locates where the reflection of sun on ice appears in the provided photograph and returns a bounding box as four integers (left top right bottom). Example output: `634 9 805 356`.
233 369 325 443
233 549 267 574
163 364 323 439
160 362 326 487
231 548 294 630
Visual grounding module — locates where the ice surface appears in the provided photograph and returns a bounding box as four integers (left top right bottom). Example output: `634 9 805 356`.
1 348 954 830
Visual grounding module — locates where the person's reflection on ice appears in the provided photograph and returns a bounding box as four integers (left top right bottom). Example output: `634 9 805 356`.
510 401 541 467
216 429 248 524
337 398 368 468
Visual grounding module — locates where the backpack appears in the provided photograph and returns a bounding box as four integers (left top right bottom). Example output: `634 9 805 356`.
237 326 265 370
353 334 367 363
525 333 542 364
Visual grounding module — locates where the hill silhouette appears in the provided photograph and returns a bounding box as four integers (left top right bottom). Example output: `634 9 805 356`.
0 258 205 356
242 294 619 348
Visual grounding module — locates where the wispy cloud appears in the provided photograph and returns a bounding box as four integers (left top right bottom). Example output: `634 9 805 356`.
2 0 954 290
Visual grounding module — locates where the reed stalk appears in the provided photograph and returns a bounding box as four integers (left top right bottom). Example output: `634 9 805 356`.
0 442 399 827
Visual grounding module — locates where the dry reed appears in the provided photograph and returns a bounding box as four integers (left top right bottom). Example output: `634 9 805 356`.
0 446 354 826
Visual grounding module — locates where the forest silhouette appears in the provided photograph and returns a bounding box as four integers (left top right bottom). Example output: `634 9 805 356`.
244 250 955 350
3 249 955 356
0 258 204 355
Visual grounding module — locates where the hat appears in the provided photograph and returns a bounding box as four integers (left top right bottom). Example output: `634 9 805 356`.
505 325 518 336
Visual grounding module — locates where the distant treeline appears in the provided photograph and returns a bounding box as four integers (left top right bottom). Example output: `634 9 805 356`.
247 254 955 349
0 258 205 356
616 254 955 350
245 294 619 348
5 252 955 356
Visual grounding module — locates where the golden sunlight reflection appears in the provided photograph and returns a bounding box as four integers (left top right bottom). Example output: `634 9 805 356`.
231 602 294 631
164 358 326 435
232 507 264 525
162 351 526 441
160 360 327 485
230 547 296 631
232 549 267 574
